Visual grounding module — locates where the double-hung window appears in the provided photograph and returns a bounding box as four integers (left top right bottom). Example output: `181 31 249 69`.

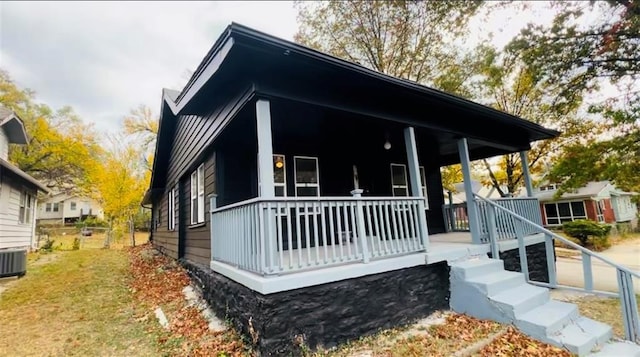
168 186 176 230
19 191 32 224
45 203 52 212
70 202 77 211
390 164 408 197
294 156 319 197
191 164 205 224
595 200 605 222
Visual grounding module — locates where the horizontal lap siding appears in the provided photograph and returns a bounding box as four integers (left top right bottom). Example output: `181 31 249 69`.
152 190 179 259
0 175 36 249
182 152 215 265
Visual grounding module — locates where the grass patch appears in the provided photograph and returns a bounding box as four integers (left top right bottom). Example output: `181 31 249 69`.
573 294 640 338
0 249 159 356
474 326 570 356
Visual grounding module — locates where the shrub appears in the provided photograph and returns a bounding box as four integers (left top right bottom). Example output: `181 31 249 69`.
562 220 612 249
40 238 56 252
72 237 81 250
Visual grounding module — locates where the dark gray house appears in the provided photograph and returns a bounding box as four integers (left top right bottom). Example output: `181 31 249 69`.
144 23 640 356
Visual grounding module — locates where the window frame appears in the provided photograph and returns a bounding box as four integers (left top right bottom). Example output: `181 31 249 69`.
19 190 32 225
543 201 588 225
45 203 52 212
595 200 605 222
190 164 205 225
273 154 287 197
293 156 320 197
390 163 408 197
168 187 176 231
52 202 59 212
70 201 77 211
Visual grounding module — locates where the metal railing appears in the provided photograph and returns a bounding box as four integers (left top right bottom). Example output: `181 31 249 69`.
474 194 640 343
211 196 427 275
443 197 543 242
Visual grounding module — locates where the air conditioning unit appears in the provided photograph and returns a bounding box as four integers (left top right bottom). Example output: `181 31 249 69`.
0 249 27 278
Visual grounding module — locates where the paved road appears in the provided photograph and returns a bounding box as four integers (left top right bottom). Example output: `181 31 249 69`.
556 239 640 294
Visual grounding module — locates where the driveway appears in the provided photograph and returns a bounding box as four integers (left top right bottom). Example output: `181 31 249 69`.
555 239 640 294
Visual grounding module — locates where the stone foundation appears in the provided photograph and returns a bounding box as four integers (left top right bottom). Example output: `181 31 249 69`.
182 261 450 355
489 242 553 283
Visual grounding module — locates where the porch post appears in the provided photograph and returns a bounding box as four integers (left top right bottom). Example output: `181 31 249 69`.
404 127 429 251
256 99 275 198
457 138 482 244
519 151 534 197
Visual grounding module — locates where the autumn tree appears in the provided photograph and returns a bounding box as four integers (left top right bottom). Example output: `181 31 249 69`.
507 0 639 193
295 0 486 96
88 136 149 247
123 104 159 172
470 46 600 195
0 70 101 192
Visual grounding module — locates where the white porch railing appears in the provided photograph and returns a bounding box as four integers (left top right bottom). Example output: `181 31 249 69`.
475 194 640 343
443 197 543 242
211 197 427 275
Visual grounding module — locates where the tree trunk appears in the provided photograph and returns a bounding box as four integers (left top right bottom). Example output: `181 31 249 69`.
103 219 113 249
130 218 136 247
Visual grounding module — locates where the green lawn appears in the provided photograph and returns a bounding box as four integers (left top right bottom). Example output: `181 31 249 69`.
0 248 159 356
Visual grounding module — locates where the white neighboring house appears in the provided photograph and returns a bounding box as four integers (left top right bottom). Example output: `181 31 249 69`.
445 180 507 204
0 107 49 250
37 193 104 225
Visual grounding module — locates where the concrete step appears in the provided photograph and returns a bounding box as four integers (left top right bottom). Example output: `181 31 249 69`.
465 270 525 296
491 284 550 319
516 300 579 338
590 341 640 356
550 317 612 356
450 258 504 280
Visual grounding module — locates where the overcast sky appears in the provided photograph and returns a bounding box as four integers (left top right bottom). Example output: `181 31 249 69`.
1 1 564 134
0 1 297 132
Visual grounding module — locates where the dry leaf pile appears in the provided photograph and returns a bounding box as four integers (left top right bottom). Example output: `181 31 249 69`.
476 326 571 357
129 244 250 356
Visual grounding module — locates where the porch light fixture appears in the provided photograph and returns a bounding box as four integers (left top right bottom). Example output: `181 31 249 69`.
383 133 391 150
275 157 284 169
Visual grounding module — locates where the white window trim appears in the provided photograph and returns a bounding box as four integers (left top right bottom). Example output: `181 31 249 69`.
191 164 205 225
70 201 77 211
274 154 287 197
52 202 59 212
596 200 605 222
390 163 408 197
45 203 52 212
168 187 176 231
544 201 588 225
293 156 320 197
19 190 32 225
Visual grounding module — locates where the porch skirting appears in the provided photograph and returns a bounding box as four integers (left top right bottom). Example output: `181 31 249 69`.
183 260 450 355
488 241 552 283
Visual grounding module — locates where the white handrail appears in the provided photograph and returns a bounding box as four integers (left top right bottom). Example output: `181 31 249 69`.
474 194 640 278
474 193 640 343
211 196 425 214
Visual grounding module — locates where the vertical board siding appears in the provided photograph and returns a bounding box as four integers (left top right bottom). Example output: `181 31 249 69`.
152 192 178 259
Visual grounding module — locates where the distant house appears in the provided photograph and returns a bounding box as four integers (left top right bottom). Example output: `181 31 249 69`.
446 180 506 204
533 181 638 227
37 192 104 225
0 106 49 250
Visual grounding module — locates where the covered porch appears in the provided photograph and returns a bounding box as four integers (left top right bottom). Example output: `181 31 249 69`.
208 95 550 292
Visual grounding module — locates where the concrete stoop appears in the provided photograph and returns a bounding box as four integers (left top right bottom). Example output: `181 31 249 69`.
449 256 640 356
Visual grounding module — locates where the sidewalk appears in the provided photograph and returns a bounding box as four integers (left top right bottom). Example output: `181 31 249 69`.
555 238 640 294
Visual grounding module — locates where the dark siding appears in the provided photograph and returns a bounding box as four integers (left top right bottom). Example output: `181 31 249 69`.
167 83 253 187
152 190 179 259
181 151 216 265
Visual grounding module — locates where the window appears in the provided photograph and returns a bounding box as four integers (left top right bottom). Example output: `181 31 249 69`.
70 202 76 211
544 201 588 225
191 164 205 224
19 191 33 224
168 187 176 230
52 203 59 212
294 157 319 197
595 200 605 222
273 154 286 197
419 166 427 198
390 164 408 196
539 184 558 192
45 203 52 212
